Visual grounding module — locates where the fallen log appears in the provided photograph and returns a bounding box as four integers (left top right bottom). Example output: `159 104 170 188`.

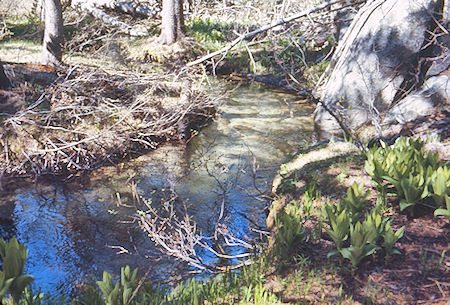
186 0 357 67
71 0 150 36
82 0 160 18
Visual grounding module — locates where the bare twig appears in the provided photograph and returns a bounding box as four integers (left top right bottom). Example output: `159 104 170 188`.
187 0 349 67
0 66 215 178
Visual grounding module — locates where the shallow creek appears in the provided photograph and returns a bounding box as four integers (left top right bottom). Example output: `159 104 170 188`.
0 83 315 295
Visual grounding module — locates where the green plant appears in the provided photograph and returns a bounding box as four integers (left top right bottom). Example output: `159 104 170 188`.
365 137 448 216
338 222 380 270
0 237 35 305
97 272 121 305
252 282 278 305
140 284 168 305
300 184 320 219
382 222 405 259
324 203 350 252
273 202 307 260
395 173 429 214
430 166 450 208
0 272 14 303
175 278 203 305
340 182 370 222
434 195 450 220
186 17 237 51
21 287 45 305
364 143 388 188
96 266 139 305
363 208 387 245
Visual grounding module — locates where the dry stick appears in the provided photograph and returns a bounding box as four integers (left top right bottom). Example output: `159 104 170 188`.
186 0 348 67
244 42 257 73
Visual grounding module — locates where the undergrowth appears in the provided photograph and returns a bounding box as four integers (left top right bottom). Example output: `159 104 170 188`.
0 137 447 304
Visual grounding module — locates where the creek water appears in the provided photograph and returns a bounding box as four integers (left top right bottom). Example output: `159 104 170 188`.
0 83 314 295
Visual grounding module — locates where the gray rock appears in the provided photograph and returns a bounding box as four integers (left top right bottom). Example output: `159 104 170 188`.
383 75 449 125
314 0 443 140
425 26 449 78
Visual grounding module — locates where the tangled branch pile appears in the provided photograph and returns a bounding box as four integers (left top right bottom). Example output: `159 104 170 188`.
0 67 215 178
137 191 254 272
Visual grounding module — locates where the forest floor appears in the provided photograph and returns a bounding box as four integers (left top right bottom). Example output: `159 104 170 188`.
267 141 449 304
0 8 220 184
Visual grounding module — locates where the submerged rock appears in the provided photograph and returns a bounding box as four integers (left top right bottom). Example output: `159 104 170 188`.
314 0 448 140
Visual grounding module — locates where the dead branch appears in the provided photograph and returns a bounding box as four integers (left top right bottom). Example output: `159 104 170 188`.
88 0 160 18
0 66 215 178
0 19 12 41
71 0 149 36
186 0 352 67
137 192 255 272
135 143 268 273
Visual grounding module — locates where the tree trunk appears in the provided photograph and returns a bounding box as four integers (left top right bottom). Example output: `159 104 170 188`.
42 0 64 66
159 0 184 44
0 64 11 90
175 0 184 38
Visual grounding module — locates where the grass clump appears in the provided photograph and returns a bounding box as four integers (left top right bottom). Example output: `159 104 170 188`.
186 17 233 50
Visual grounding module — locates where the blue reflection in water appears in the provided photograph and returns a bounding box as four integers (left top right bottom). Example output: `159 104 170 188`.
0 84 314 295
13 190 85 294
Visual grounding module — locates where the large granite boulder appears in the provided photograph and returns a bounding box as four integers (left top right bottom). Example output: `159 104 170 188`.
314 0 448 140
383 75 449 126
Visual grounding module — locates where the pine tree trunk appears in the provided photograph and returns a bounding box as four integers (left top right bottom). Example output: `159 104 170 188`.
42 0 64 66
175 0 184 38
159 0 184 44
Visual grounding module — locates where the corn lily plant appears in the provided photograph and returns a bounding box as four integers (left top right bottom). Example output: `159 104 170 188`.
324 204 350 253
434 195 450 220
382 222 405 259
97 266 139 305
338 222 380 270
430 166 450 208
340 182 370 222
0 238 35 305
0 272 14 303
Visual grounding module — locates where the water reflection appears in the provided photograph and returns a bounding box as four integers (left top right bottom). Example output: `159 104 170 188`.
0 84 314 295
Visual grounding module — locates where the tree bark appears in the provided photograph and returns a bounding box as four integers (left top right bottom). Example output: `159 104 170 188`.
0 64 11 90
175 0 184 37
42 0 64 66
159 0 184 44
